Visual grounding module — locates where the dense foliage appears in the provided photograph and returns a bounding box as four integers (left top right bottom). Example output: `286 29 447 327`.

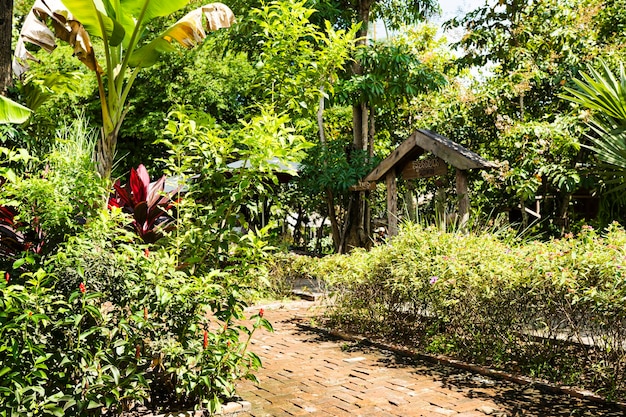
6 0 626 412
0 109 289 415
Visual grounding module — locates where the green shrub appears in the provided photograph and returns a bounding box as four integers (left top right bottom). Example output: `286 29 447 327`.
1 211 272 416
273 222 626 399
0 110 279 415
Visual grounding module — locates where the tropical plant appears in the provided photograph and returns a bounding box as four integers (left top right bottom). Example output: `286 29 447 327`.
561 61 626 193
0 95 31 124
0 116 106 268
108 164 177 243
14 0 235 180
1 216 274 415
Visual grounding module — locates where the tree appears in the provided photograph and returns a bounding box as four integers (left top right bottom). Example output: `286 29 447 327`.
14 0 235 181
240 0 360 251
343 0 439 249
0 0 30 125
0 0 12 96
424 0 616 233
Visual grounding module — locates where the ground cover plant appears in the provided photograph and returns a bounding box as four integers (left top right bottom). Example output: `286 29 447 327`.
271 223 626 400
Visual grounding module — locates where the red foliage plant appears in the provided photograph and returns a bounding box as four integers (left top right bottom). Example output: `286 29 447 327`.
0 204 44 260
108 164 178 243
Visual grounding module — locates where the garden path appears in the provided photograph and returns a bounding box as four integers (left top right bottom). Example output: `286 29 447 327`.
237 300 623 417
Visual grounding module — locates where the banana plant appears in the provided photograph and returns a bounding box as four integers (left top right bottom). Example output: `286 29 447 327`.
13 0 235 181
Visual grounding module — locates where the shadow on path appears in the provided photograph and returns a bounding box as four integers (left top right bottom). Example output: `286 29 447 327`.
293 322 624 417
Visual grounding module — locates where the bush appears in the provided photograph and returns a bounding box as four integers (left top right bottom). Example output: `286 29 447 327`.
0 110 281 415
273 222 626 400
0 211 272 416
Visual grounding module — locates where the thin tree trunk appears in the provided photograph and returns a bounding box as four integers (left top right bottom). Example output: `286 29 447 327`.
317 86 325 144
325 188 341 252
339 197 354 254
556 193 572 236
293 205 304 246
315 216 326 253
361 102 368 152
368 110 375 158
520 198 529 229
0 0 13 96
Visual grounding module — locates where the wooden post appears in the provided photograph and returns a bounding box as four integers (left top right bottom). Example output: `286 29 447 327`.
386 169 398 237
456 168 469 230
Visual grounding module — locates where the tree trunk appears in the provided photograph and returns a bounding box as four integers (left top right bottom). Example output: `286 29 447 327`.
317 86 325 143
96 128 117 181
0 0 13 96
520 198 529 229
325 188 341 252
556 193 572 236
344 0 374 252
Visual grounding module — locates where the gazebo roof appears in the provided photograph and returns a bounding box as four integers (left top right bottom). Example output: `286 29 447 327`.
363 129 497 182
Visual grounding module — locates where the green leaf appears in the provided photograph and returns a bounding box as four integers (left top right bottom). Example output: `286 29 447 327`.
87 400 103 409
0 96 31 125
121 0 191 24
60 0 126 46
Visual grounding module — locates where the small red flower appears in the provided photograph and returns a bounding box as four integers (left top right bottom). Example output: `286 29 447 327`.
144 248 150 258
135 344 141 359
259 308 264 318
203 330 208 349
5 272 9 283
79 282 86 293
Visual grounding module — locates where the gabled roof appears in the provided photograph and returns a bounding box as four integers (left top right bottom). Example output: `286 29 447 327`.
364 129 497 182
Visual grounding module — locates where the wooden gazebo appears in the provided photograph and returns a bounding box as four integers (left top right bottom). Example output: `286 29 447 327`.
358 129 497 236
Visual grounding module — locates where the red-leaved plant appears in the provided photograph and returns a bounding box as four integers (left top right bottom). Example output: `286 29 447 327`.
108 164 178 243
0 204 44 260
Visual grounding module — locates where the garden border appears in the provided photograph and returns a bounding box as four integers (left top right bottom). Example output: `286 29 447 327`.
121 400 251 417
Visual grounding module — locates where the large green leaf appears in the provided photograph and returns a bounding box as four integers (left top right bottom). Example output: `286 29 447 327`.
120 0 191 24
60 0 126 46
128 2 234 68
0 96 32 125
62 0 190 48
561 61 626 127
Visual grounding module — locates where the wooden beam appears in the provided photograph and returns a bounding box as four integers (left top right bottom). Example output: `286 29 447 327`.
386 169 398 237
456 169 469 230
362 129 496 185
364 133 422 182
349 181 376 192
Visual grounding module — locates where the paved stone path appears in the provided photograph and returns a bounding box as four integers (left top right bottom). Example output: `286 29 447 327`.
237 301 623 417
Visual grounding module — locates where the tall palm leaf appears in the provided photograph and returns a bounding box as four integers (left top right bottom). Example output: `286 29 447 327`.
561 61 626 192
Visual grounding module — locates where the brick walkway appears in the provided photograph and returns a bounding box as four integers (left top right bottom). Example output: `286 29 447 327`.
236 300 625 417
